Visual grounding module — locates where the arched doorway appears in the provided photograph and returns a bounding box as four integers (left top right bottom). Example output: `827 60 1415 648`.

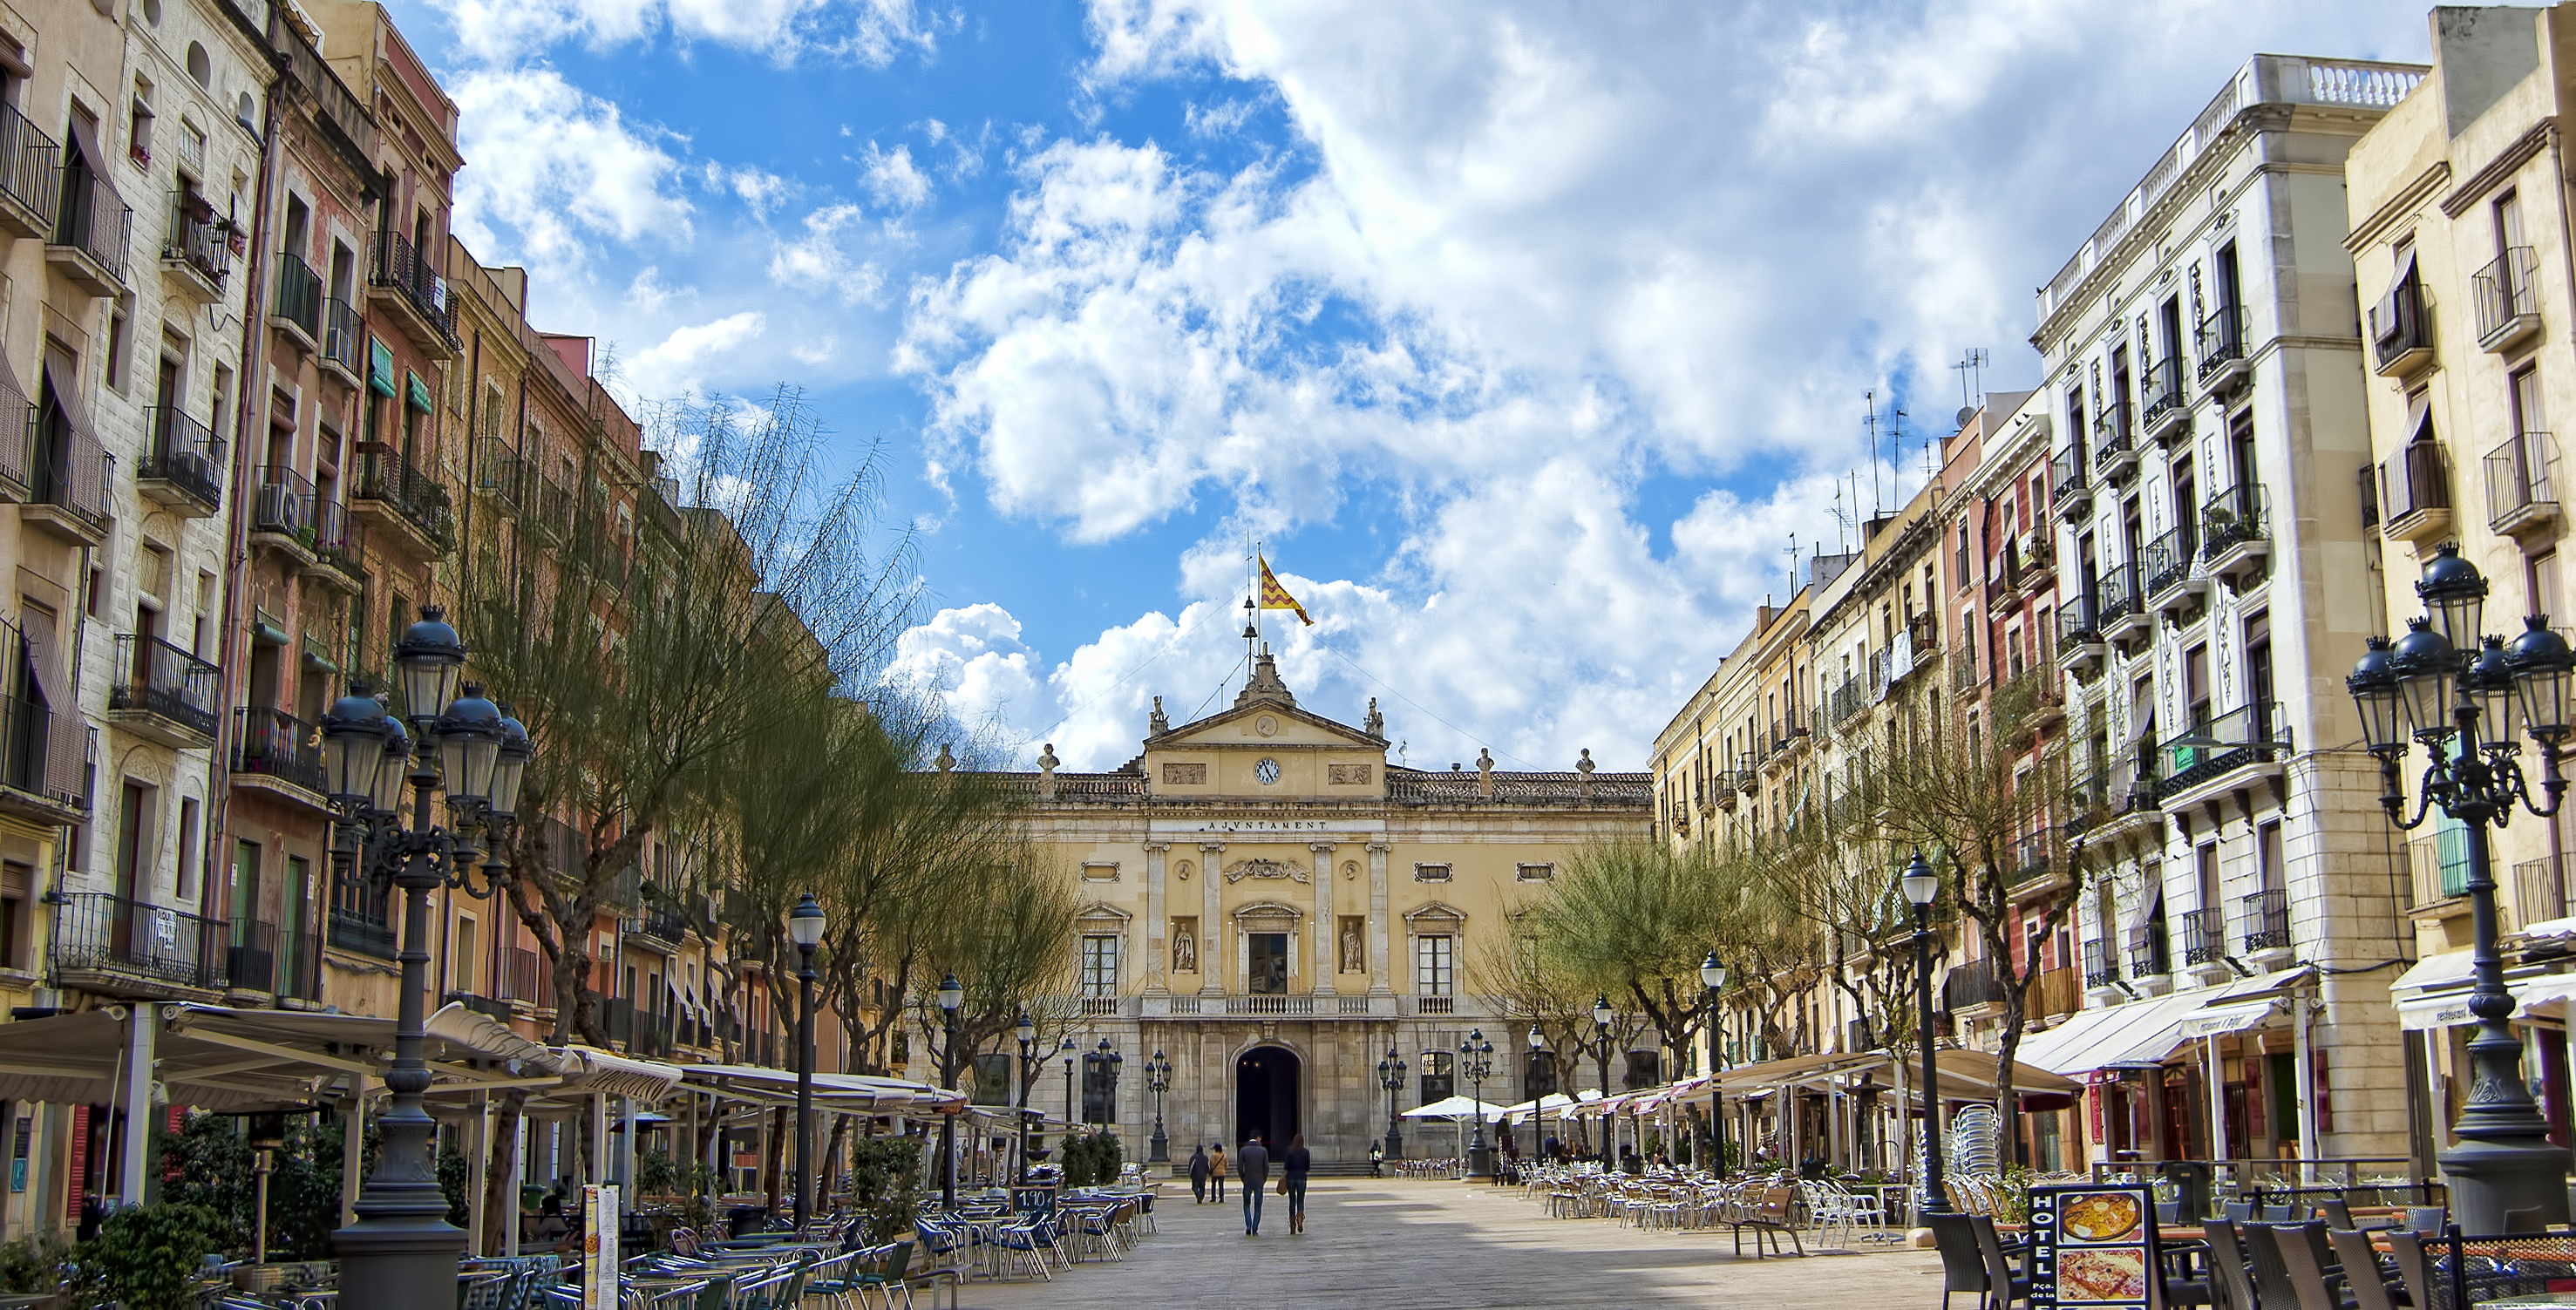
1235 1046 1301 1150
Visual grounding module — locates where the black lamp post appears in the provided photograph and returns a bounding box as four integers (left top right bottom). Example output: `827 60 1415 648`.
936 973 964 1211
787 893 826 1227
322 608 531 1310
1592 995 1614 1160
2348 543 2576 1230
1526 1024 1549 1162
1377 1046 1408 1159
1060 1037 1077 1150
1701 952 1728 1177
1459 1028 1494 1177
1903 850 1948 1220
1086 1038 1124 1151
1014 1010 1037 1184
1145 1049 1172 1163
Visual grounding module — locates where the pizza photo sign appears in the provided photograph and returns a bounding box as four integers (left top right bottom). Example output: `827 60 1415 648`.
2029 1182 2162 1309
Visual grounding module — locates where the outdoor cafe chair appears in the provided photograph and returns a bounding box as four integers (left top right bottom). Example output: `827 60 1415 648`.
1925 1213 1990 1310
2382 1229 2432 1309
2203 1218 2262 1310
726 1263 805 1310
988 1219 1054 1282
2327 1226 2402 1310
2268 1223 2348 1310
1970 1214 2029 1310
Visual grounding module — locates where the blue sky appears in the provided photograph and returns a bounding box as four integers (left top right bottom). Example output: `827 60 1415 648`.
387 0 2435 770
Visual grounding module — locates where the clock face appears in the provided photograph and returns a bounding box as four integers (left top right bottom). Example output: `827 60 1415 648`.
1254 757 1281 785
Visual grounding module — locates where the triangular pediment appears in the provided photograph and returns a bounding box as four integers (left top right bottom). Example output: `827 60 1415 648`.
1151 700 1386 751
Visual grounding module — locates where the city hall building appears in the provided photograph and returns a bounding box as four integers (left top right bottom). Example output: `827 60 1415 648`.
994 649 1651 1164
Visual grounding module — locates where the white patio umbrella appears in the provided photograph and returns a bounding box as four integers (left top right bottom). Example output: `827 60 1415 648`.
1398 1094 1510 1122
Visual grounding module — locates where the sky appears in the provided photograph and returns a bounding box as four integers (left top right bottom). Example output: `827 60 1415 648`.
386 0 2435 773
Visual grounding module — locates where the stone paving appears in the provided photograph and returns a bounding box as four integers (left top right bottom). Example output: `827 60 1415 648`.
953 1177 1945 1308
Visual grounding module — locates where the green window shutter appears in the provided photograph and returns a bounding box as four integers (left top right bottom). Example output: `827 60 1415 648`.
404 371 432 413
368 339 397 397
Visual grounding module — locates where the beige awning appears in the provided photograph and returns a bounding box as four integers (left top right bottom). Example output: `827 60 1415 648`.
678 1062 965 1114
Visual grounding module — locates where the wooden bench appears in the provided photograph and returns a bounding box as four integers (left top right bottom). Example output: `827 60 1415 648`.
1729 1185 1806 1259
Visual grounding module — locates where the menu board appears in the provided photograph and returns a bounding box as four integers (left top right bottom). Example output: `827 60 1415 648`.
583 1184 620 1309
2028 1183 2160 1309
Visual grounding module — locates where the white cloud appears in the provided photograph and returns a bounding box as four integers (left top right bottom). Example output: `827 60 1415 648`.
703 163 792 217
768 203 887 306
450 66 691 276
628 311 768 390
428 0 940 66
861 142 933 210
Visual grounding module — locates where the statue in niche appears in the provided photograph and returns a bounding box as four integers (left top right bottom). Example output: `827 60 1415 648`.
1340 919 1365 974
1172 921 1200 974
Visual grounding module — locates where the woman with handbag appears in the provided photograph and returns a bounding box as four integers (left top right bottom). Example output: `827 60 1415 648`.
1282 1133 1313 1234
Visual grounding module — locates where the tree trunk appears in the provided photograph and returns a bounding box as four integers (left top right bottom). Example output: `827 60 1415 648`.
481 1092 525 1255
762 1107 788 1216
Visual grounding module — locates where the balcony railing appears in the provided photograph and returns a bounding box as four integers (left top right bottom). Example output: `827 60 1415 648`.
51 166 131 283
2083 938 2119 989
2050 444 2089 502
33 412 112 531
2141 357 2185 432
234 706 326 795
2097 562 2143 629
2200 484 2267 560
322 295 363 376
353 451 455 552
251 465 311 538
2093 404 2134 465
2197 305 2245 383
369 230 457 346
2067 746 2160 838
2240 888 2290 954
2127 926 2170 978
2474 247 2541 346
161 193 233 290
2180 906 2227 966
328 906 395 960
139 406 225 512
277 926 322 1001
2143 521 2198 598
53 892 225 990
2009 828 2055 886
477 437 525 503
491 946 550 1007
1943 958 2007 1009
2517 859 2566 929
2161 700 2289 793
0 103 61 229
2381 441 2451 531
110 634 221 738
2485 431 2558 533
2059 595 2101 647
0 693 86 814
225 918 279 993
272 252 321 339
2371 275 2432 370
312 499 364 579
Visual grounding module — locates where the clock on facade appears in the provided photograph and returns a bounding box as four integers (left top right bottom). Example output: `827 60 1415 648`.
1254 757 1281 785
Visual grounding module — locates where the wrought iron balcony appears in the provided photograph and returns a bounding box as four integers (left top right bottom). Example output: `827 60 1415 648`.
308 499 365 591
2126 927 2170 979
352 451 455 556
368 230 459 355
47 166 131 295
2083 938 2119 990
2197 305 2247 390
138 406 225 516
2485 430 2559 537
234 706 327 798
2093 406 2139 484
160 192 233 302
0 102 60 240
271 251 322 345
328 906 396 960
2474 247 2543 351
53 892 226 993
2240 888 2290 954
2379 441 2452 543
2371 275 2434 376
2052 443 2091 521
108 634 221 746
2159 700 2289 800
0 692 87 824
26 410 111 543
2141 357 2188 444
2143 521 2199 601
321 295 364 383
2199 484 2268 583
2180 906 2227 966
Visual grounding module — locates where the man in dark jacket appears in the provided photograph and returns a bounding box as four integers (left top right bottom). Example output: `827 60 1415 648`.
1238 1135 1271 1236
1187 1144 1211 1203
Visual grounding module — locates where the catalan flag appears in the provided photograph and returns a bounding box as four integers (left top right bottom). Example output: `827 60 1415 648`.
1258 554 1314 626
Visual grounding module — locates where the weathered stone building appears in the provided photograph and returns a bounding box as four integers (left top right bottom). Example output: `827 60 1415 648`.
989 648 1650 1164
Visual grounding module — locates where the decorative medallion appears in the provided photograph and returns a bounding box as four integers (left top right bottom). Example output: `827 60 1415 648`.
1255 715 1280 737
1176 860 1193 881
1254 757 1281 784
1342 859 1359 880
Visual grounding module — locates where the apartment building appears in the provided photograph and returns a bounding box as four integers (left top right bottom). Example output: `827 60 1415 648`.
2343 3 2576 1156
2030 53 2423 1165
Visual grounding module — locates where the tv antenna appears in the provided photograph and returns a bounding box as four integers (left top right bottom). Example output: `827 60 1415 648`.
1784 533 1802 594
1829 477 1856 551
1952 348 1989 425
1863 392 1884 514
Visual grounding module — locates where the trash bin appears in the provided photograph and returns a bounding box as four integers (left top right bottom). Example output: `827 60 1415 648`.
2162 1160 2212 1223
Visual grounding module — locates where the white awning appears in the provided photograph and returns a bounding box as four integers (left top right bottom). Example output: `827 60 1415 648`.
2393 965 2576 1031
553 1046 683 1101
677 1062 965 1114
1399 1094 1507 1122
2015 991 2208 1076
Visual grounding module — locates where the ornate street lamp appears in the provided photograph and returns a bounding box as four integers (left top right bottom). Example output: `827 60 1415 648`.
2348 544 2576 1229
1145 1049 1172 1163
1592 994 1614 1160
1377 1046 1408 1159
1014 1010 1037 1184
322 608 529 1310
1902 850 1947 1221
1527 1023 1549 1162
1701 952 1729 1177
936 973 964 1211
786 893 826 1227
1458 1028 1495 1177
1060 1036 1077 1156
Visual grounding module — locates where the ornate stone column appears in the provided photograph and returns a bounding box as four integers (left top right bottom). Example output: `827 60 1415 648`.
1144 843 1170 994
1368 841 1393 995
1199 842 1226 998
1311 843 1337 995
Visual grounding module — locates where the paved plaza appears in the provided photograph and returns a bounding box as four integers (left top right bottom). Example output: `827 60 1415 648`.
956 1178 1942 1308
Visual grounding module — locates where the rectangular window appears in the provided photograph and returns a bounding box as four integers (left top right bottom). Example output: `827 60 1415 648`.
1417 1050 1455 1106
2257 820 2284 897
1248 933 1288 994
1413 863 1451 882
1416 933 1454 996
173 798 198 901
0 861 26 970
455 915 480 997
1078 934 1119 998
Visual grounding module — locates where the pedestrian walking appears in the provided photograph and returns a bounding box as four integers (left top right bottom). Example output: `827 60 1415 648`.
1188 1143 1211 1203
1369 1142 1383 1178
1282 1133 1312 1234
1209 1143 1229 1203
1238 1135 1271 1236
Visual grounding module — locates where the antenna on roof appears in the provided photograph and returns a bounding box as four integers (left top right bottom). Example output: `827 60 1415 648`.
1887 404 1907 509
1952 348 1989 412
1784 533 1801 594
1863 391 1882 516
1829 478 1855 552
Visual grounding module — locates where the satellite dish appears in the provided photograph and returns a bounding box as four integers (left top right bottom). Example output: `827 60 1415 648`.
1955 405 1976 428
